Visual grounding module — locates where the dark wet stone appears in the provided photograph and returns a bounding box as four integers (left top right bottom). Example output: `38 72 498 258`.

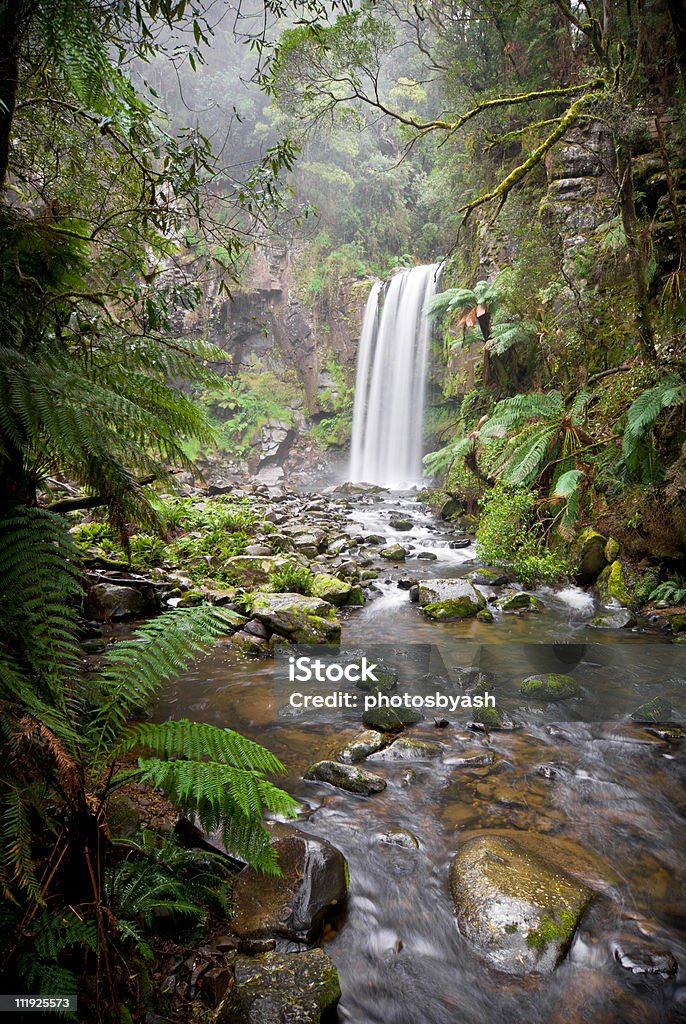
614 939 678 977
389 517 413 531
466 707 518 731
449 834 593 975
232 825 348 944
630 697 672 723
408 585 420 603
304 760 386 795
243 618 270 639
362 705 424 732
448 537 471 549
415 551 438 560
220 949 341 1024
397 577 418 590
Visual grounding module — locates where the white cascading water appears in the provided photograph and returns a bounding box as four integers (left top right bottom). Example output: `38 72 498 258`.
349 264 439 487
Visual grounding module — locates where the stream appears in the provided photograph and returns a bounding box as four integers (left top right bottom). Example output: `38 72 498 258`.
154 490 686 1023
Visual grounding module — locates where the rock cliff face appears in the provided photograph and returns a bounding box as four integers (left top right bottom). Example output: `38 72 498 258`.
173 240 370 485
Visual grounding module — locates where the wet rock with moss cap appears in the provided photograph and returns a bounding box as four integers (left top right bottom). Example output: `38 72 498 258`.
304 760 386 795
310 572 352 606
519 673 581 700
380 543 407 561
449 834 592 975
220 948 341 1024
572 528 609 585
596 559 633 608
362 705 424 732
418 579 486 621
338 729 393 763
251 592 340 644
496 592 545 613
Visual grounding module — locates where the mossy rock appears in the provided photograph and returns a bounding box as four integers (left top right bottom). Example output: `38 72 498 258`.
345 585 365 606
572 528 609 585
468 705 518 731
449 834 592 975
221 554 289 589
630 696 673 723
389 516 413 531
251 592 340 644
419 579 485 620
310 572 352 607
221 949 341 1024
337 730 392 763
362 705 423 732
369 736 443 761
596 560 633 608
304 760 386 795
519 673 581 700
669 613 686 634
476 607 495 623
604 537 620 562
496 592 545 613
380 543 407 561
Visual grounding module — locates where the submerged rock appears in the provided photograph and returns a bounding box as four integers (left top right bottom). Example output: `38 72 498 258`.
389 516 413 530
221 949 341 1024
304 760 386 795
592 609 637 629
231 826 348 944
467 706 518 731
613 939 678 977
449 834 592 975
378 826 419 849
630 696 673 722
519 673 581 700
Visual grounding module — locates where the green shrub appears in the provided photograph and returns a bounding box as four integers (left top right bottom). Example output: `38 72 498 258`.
476 483 569 585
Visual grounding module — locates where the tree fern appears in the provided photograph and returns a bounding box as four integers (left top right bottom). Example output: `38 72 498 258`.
622 375 686 459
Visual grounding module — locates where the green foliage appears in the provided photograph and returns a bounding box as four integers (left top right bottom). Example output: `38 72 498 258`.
647 580 686 606
0 506 296 1005
476 484 569 585
270 562 315 594
621 374 686 481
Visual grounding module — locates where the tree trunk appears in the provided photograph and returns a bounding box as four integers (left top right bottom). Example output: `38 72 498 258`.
616 139 657 363
0 3 22 193
667 0 686 81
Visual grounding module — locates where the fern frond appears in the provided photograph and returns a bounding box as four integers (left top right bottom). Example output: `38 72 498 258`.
90 606 235 755
497 424 557 485
623 375 686 442
426 288 477 321
116 720 286 775
485 390 564 429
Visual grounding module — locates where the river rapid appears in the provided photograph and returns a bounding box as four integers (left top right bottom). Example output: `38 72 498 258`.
154 490 686 1024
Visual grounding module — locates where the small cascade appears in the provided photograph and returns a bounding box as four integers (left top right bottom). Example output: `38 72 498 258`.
349 264 439 488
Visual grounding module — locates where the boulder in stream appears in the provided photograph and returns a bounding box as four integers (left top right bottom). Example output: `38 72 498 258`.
368 736 443 761
496 591 545 613
380 543 407 561
337 729 393 763
449 834 592 975
231 825 348 943
519 673 581 700
304 760 386 795
220 949 340 1024
251 592 340 644
418 579 485 620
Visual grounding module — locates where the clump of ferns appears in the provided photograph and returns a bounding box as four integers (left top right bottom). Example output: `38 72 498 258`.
0 508 297 1010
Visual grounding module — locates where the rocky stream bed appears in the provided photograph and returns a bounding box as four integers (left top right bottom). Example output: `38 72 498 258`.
89 485 686 1024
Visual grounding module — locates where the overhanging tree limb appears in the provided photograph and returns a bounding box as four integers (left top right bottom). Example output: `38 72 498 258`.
458 90 603 223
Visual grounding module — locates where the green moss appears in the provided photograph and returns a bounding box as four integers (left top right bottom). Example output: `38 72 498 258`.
597 559 633 607
519 673 580 700
525 910 576 953
422 597 480 620
476 607 494 622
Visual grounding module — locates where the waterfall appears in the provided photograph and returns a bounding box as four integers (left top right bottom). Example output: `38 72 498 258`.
349 264 439 488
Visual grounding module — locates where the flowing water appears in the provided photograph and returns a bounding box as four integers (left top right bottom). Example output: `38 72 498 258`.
349 266 440 488
156 492 686 1024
